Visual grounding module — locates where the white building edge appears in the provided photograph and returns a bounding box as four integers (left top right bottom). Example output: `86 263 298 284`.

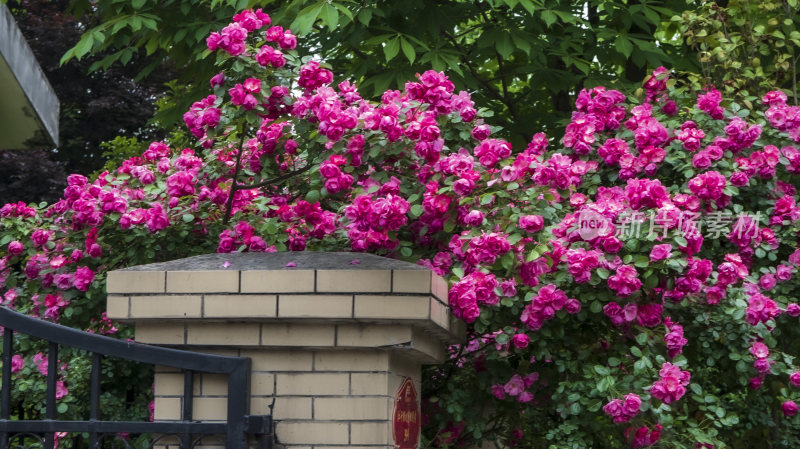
0 2 59 150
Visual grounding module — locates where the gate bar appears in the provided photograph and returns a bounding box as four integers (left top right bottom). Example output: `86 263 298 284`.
1 329 12 449
89 352 102 448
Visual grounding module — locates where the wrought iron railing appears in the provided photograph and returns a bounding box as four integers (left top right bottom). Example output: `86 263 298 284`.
0 306 272 449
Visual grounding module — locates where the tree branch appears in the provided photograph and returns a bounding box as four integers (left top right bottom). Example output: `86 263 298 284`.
222 131 247 225
496 51 510 105
441 30 519 122
234 164 313 190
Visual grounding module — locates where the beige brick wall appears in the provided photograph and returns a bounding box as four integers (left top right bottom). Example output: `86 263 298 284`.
108 265 460 343
109 255 461 449
149 346 410 447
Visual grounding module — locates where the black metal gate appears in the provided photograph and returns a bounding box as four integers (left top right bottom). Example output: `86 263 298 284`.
0 307 272 449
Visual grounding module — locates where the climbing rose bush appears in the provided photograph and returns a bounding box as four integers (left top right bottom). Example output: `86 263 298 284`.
1 10 800 448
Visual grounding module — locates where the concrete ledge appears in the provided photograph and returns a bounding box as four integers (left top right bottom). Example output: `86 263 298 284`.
108 252 447 300
106 252 463 346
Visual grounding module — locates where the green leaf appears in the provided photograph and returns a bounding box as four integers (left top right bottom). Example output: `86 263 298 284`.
382 37 402 63
634 359 645 372
181 213 194 223
120 48 133 65
333 3 354 22
496 33 514 59
145 36 159 55
357 7 373 26
59 47 75 65
510 33 532 55
615 36 633 58
130 16 143 32
141 17 159 31
319 3 339 31
91 30 106 44
73 35 95 60
291 2 325 36
305 189 320 204
518 0 537 15
594 365 610 376
111 17 132 34
410 204 424 217
723 413 739 425
400 38 416 64
131 0 147 9
57 403 68 414
541 10 557 27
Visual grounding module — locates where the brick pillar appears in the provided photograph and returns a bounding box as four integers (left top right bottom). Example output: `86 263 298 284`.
106 252 463 449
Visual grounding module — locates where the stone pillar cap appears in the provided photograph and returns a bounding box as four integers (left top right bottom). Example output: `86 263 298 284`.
107 252 464 362
113 251 433 272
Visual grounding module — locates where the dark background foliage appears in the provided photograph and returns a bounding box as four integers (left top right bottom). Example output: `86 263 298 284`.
4 0 173 200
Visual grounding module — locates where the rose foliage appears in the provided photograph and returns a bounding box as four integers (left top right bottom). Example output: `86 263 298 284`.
2 10 800 449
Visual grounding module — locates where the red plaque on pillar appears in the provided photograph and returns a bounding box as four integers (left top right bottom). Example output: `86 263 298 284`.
393 377 420 449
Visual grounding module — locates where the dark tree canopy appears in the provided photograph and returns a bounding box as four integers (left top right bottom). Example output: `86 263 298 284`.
9 0 171 174
60 0 700 144
0 150 67 205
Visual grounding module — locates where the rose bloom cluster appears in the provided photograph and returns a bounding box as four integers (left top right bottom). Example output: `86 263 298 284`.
4 10 800 447
650 362 691 404
603 393 642 423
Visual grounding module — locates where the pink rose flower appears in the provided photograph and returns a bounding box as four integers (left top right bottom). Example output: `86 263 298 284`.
649 362 690 404
11 354 24 373
649 244 672 262
789 371 800 387
759 273 777 291
749 341 769 359
517 391 534 403
490 384 506 399
7 241 23 255
209 72 225 87
519 215 544 233
511 334 529 349
783 400 799 417
503 374 525 397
